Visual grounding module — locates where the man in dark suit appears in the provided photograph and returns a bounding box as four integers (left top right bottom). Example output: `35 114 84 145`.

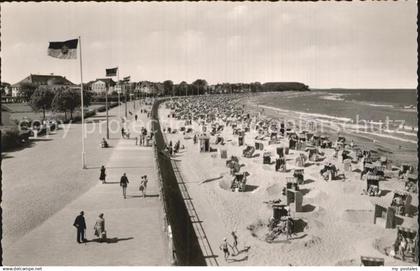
73 211 87 243
120 173 129 199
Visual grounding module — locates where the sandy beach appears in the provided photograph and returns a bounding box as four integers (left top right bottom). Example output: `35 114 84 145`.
157 94 418 266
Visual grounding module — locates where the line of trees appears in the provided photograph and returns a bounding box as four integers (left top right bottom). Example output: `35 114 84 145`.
161 79 208 96
22 79 309 117
157 80 308 96
29 86 92 120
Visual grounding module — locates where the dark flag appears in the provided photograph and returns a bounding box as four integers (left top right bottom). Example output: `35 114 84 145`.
123 76 131 82
106 67 118 77
48 39 78 59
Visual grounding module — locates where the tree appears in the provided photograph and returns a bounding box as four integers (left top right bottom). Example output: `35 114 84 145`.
19 82 37 101
1 82 10 96
163 80 174 96
221 83 231 94
250 82 263 93
188 83 197 96
83 89 93 107
182 81 189 96
29 86 55 120
177 81 188 96
52 87 93 120
192 79 208 95
52 88 70 121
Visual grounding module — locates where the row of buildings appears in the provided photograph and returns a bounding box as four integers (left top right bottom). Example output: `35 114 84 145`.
2 73 309 98
2 74 165 97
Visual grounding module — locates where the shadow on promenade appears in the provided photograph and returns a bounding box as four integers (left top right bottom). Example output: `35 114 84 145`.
86 237 134 244
128 194 159 198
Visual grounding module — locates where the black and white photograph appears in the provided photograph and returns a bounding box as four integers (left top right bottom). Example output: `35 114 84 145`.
0 1 418 268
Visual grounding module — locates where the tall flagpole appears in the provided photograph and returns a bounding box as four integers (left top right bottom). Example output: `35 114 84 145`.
124 80 127 118
79 36 86 169
106 85 109 139
117 68 121 118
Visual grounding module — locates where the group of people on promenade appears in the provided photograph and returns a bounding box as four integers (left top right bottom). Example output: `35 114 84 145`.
73 170 149 244
120 173 149 199
80 105 152 245
122 108 155 147
100 168 149 199
135 127 154 146
73 211 106 243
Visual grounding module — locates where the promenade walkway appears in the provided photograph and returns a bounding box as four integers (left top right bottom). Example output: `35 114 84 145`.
3 103 169 265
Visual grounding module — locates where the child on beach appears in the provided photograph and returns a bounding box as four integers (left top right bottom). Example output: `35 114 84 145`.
220 238 232 260
139 180 144 197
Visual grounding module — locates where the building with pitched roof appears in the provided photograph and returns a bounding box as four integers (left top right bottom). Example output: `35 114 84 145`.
11 74 75 97
90 78 116 94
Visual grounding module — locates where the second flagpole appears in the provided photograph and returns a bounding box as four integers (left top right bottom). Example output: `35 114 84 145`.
79 36 86 169
117 68 121 118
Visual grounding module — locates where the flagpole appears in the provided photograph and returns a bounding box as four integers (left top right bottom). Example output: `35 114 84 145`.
117 67 121 118
79 36 86 169
124 78 128 118
106 85 109 139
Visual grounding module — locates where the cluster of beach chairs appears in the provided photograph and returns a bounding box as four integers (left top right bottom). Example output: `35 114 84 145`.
163 95 418 264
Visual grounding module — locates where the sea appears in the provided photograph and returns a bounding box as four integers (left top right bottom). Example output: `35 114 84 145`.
251 89 418 129
247 89 418 164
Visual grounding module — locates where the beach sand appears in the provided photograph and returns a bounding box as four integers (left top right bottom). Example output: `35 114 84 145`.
157 96 417 266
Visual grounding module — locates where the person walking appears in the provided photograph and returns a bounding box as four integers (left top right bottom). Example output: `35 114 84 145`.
99 165 106 184
94 213 106 242
399 235 407 261
219 237 232 261
73 211 87 243
139 179 145 197
140 175 148 198
135 114 138 121
120 173 129 199
142 128 147 141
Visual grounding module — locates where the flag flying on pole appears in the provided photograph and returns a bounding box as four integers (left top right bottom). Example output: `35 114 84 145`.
48 39 78 59
106 67 118 77
123 76 131 82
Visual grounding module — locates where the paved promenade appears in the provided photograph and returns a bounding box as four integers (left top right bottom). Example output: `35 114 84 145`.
3 103 169 265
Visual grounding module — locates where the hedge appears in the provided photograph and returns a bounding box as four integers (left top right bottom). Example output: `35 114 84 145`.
1 128 22 151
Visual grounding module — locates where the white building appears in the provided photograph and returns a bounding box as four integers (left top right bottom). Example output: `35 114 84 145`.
90 78 116 94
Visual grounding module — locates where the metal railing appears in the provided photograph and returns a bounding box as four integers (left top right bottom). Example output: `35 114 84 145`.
151 102 176 265
160 113 219 266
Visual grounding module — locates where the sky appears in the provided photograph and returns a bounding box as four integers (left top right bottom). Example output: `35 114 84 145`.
1 2 417 88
